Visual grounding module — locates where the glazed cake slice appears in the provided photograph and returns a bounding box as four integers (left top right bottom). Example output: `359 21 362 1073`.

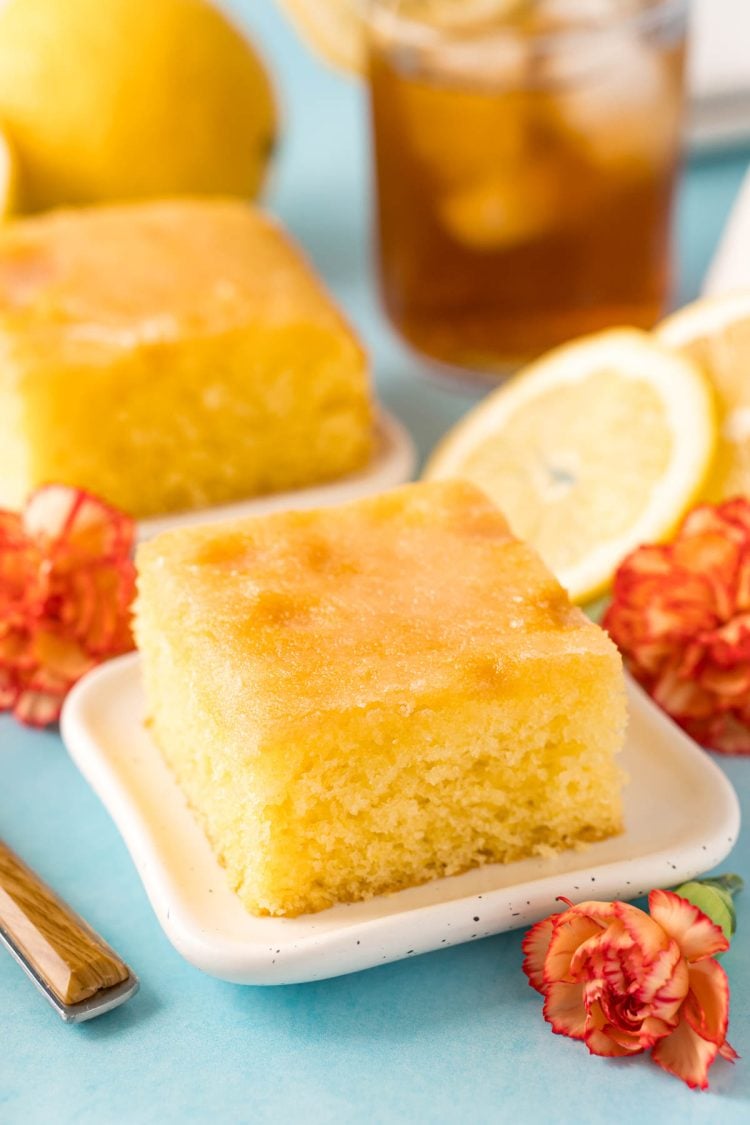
135 480 626 917
0 198 373 517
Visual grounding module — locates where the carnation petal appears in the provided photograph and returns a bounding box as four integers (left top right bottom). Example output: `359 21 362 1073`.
682 501 747 539
522 916 558 993
584 1003 641 1057
615 542 673 578
631 940 689 1023
615 901 669 960
684 959 730 1046
606 1016 671 1052
570 922 635 993
32 630 93 682
707 614 750 665
585 1027 640 1057
544 908 608 983
706 714 750 755
24 484 134 559
709 497 750 536
653 670 715 720
13 688 63 727
672 531 739 603
719 1040 739 1062
606 498 750 756
700 662 750 697
1 486 136 727
651 1016 719 1090
564 900 621 926
649 890 729 962
543 980 587 1040
736 557 750 611
22 484 82 541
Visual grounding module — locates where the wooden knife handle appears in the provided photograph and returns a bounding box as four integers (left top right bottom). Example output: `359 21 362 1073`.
0 840 129 1006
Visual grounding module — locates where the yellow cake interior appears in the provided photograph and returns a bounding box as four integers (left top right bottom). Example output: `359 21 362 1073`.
0 197 373 516
135 480 627 917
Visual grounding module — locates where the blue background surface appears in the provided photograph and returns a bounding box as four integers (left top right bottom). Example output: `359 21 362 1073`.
1 3 749 1121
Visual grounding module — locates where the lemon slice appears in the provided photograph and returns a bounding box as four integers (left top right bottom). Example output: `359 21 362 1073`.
0 127 19 217
423 329 717 602
276 0 531 73
276 0 366 72
657 291 750 502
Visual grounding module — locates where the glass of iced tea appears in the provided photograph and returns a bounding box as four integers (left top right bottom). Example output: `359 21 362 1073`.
366 0 688 381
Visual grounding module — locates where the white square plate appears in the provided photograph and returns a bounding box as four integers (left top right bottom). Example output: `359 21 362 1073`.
61 655 740 986
136 409 415 541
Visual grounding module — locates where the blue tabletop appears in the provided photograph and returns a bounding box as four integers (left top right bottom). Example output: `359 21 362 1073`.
1 3 749 1122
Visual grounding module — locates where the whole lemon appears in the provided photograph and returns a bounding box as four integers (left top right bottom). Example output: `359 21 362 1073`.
0 0 277 212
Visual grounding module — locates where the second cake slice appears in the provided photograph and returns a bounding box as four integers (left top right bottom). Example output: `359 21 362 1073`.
0 198 373 516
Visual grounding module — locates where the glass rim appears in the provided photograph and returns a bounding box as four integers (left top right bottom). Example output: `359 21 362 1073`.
366 0 689 47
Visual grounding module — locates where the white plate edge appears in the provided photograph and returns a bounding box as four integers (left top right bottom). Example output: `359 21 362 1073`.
61 656 741 985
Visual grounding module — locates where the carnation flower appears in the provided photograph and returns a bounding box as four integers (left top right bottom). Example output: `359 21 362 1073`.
603 498 750 754
523 891 738 1090
0 485 136 726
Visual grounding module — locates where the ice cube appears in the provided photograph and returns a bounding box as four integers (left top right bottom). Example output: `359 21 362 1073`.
547 35 681 169
536 0 640 26
424 29 529 87
371 0 531 86
439 167 556 249
400 81 530 188
391 1 533 32
370 0 530 48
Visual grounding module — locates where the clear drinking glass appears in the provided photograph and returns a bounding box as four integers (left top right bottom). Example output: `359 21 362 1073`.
366 0 688 382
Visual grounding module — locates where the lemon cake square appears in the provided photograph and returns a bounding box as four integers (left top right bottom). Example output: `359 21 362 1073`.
0 198 373 517
135 480 626 917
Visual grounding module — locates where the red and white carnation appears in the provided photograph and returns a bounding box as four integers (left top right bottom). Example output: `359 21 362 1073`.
604 498 750 753
0 485 136 726
523 892 737 1090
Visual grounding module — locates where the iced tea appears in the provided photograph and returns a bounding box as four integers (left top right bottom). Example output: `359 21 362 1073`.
367 1 687 378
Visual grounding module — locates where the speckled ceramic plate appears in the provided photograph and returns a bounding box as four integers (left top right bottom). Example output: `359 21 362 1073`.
61 655 740 986
136 409 416 541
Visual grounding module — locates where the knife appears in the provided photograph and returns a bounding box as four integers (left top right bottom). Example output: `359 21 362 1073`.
0 839 139 1023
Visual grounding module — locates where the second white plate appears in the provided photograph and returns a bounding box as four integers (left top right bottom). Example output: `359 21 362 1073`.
61 655 740 986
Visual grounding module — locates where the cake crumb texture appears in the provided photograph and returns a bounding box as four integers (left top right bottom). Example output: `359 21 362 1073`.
135 480 627 916
0 197 373 516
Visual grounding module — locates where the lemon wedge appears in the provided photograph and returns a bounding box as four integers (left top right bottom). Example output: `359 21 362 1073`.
657 291 750 502
423 329 717 602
